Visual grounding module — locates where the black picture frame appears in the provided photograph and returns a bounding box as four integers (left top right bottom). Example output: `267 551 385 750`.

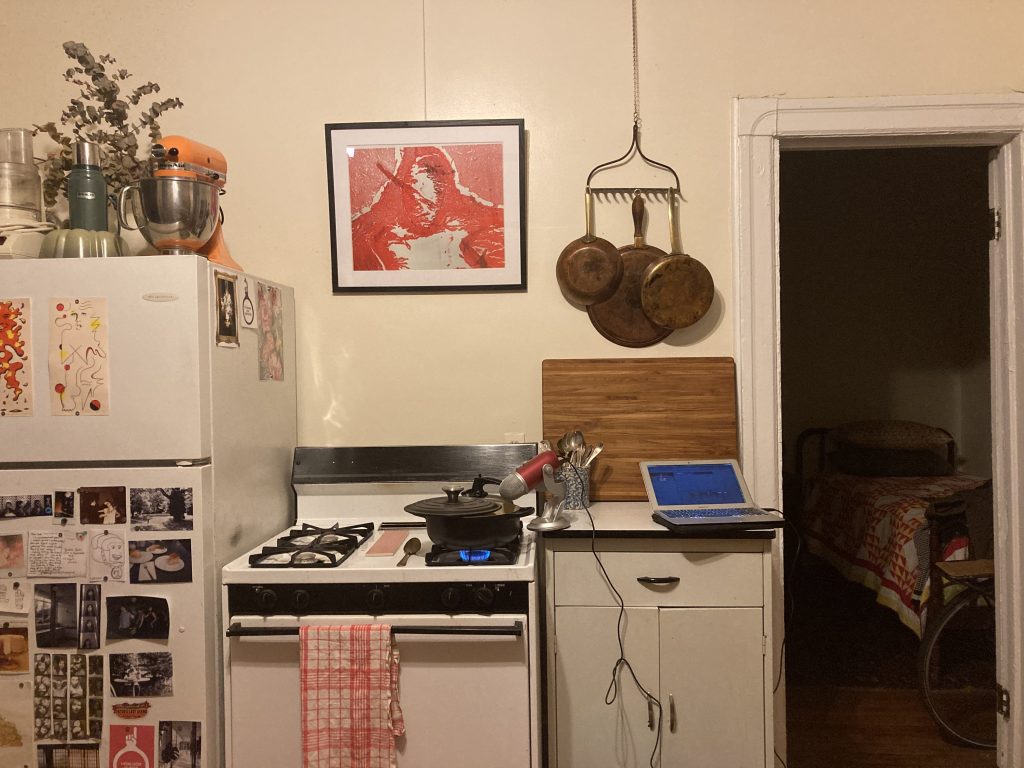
325 119 526 293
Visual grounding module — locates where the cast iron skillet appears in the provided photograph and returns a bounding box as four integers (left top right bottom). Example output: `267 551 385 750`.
404 483 534 549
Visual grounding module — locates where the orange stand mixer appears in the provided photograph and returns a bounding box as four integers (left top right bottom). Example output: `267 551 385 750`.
150 136 242 270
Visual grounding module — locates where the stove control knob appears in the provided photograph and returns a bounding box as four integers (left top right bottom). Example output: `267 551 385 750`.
441 587 462 610
366 588 387 611
292 589 311 611
474 586 495 609
256 588 277 611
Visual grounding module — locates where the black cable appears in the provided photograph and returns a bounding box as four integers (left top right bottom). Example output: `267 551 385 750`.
569 463 663 768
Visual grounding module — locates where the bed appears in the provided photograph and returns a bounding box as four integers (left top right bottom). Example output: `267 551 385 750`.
795 420 991 636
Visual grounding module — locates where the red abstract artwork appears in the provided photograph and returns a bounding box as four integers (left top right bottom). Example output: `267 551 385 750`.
0 298 31 416
348 143 505 271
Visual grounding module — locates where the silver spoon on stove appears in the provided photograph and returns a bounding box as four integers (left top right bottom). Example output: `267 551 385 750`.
397 537 422 566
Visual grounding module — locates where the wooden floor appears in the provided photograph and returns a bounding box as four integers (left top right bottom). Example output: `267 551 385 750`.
786 685 997 768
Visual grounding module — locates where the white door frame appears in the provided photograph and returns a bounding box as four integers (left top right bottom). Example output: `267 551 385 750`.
734 94 1024 767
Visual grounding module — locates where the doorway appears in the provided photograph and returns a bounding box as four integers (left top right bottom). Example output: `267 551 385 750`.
733 94 1024 768
778 146 994 766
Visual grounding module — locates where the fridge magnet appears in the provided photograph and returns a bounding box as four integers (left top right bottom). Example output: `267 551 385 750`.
109 652 173 697
0 678 32 766
214 271 239 348
129 488 194 532
110 724 154 768
111 702 150 721
0 623 29 674
48 297 110 416
88 531 126 583
159 721 201 768
0 493 53 520
0 534 25 578
0 297 32 417
239 274 257 330
106 597 170 641
79 486 127 525
0 580 28 614
87 655 103 740
78 585 101 650
325 119 526 293
128 540 191 584
34 584 78 649
54 490 76 524
28 530 88 579
257 282 284 381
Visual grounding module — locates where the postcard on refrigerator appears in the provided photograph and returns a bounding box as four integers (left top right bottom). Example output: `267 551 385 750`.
0 297 32 417
48 297 110 416
0 534 25 578
28 531 88 579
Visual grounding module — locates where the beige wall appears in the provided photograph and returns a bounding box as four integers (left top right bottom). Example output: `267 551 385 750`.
4 1 1023 447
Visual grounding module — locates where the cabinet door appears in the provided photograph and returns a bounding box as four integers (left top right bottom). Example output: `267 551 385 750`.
659 608 765 768
554 606 660 768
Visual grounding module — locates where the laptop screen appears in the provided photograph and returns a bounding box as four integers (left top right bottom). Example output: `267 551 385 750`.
646 462 747 507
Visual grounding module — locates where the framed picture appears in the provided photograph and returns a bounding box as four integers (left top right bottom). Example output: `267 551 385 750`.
325 119 526 293
214 271 238 346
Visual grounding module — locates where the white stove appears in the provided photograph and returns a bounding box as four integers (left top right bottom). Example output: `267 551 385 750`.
221 444 542 768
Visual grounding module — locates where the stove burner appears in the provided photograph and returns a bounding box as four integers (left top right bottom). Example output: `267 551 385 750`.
425 535 522 566
250 522 375 568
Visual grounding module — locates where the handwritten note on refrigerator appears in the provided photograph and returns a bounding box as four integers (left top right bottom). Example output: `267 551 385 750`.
0 580 28 614
27 531 88 578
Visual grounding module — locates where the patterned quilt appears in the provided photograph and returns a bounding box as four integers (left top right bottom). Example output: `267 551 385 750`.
801 472 988 636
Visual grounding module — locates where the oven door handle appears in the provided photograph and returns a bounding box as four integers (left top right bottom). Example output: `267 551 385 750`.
225 621 523 638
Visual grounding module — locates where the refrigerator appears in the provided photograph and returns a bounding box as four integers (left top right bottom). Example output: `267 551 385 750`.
0 254 296 768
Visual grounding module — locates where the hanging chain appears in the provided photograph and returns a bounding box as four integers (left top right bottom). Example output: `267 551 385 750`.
632 0 641 128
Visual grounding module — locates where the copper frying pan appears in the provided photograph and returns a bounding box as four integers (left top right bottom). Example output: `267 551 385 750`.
556 188 623 307
587 195 673 347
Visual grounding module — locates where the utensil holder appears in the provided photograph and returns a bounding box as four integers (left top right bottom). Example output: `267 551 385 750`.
559 465 590 510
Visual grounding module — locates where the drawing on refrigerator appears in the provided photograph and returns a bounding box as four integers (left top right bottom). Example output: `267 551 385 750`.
0 297 32 416
48 297 109 416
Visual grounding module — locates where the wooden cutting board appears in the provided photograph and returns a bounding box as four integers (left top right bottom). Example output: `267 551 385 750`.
542 357 739 501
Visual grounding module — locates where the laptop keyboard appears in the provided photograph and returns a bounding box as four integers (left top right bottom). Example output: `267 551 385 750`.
661 507 765 519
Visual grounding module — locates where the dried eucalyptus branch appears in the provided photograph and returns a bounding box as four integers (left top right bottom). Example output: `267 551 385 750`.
33 41 184 210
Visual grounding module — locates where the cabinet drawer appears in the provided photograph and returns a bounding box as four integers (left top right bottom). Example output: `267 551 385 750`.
553 550 763 607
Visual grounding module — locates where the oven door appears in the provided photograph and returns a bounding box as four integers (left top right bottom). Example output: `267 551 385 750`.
224 613 533 768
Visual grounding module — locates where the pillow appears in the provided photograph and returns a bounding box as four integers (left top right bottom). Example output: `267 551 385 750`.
832 420 952 451
829 443 954 477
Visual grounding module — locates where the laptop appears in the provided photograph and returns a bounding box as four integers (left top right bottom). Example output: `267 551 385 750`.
640 459 784 532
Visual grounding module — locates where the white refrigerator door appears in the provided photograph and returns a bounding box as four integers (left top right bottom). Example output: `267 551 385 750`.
0 463 215 768
1 255 211 462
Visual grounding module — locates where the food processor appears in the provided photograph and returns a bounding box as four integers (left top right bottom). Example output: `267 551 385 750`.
0 128 52 258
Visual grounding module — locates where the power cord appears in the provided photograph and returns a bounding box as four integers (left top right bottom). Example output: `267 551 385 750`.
569 463 663 768
768 512 803 768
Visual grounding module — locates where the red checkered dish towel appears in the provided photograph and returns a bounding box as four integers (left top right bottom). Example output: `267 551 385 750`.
300 625 405 768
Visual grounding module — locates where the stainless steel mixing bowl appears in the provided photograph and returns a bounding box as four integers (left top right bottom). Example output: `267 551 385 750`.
117 176 220 253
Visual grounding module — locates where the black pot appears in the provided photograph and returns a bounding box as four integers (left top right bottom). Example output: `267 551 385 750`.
404 484 534 549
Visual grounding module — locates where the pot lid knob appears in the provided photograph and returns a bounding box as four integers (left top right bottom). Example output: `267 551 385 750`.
442 486 465 503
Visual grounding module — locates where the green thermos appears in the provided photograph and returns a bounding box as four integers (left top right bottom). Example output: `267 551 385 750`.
68 140 108 231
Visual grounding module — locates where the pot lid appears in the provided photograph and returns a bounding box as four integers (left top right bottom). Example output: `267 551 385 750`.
404 487 504 518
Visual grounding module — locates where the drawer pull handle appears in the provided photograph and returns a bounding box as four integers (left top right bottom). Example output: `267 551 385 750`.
637 576 680 585
648 699 655 730
670 694 677 733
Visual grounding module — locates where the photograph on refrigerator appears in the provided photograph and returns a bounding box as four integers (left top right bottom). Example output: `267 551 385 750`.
129 488 194 532
0 622 29 674
128 540 191 584
110 724 154 767
214 271 238 347
48 297 109 416
109 652 173 697
53 491 75 523
0 581 27 614
79 487 126 526
159 720 200 768
0 677 32 766
78 585 100 650
0 297 32 418
33 584 77 649
257 282 284 381
0 534 25 577
106 597 169 641
1 494 53 520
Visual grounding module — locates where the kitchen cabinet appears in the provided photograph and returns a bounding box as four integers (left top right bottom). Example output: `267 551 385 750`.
542 505 774 768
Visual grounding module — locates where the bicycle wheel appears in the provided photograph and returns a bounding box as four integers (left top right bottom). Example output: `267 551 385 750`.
918 585 997 749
